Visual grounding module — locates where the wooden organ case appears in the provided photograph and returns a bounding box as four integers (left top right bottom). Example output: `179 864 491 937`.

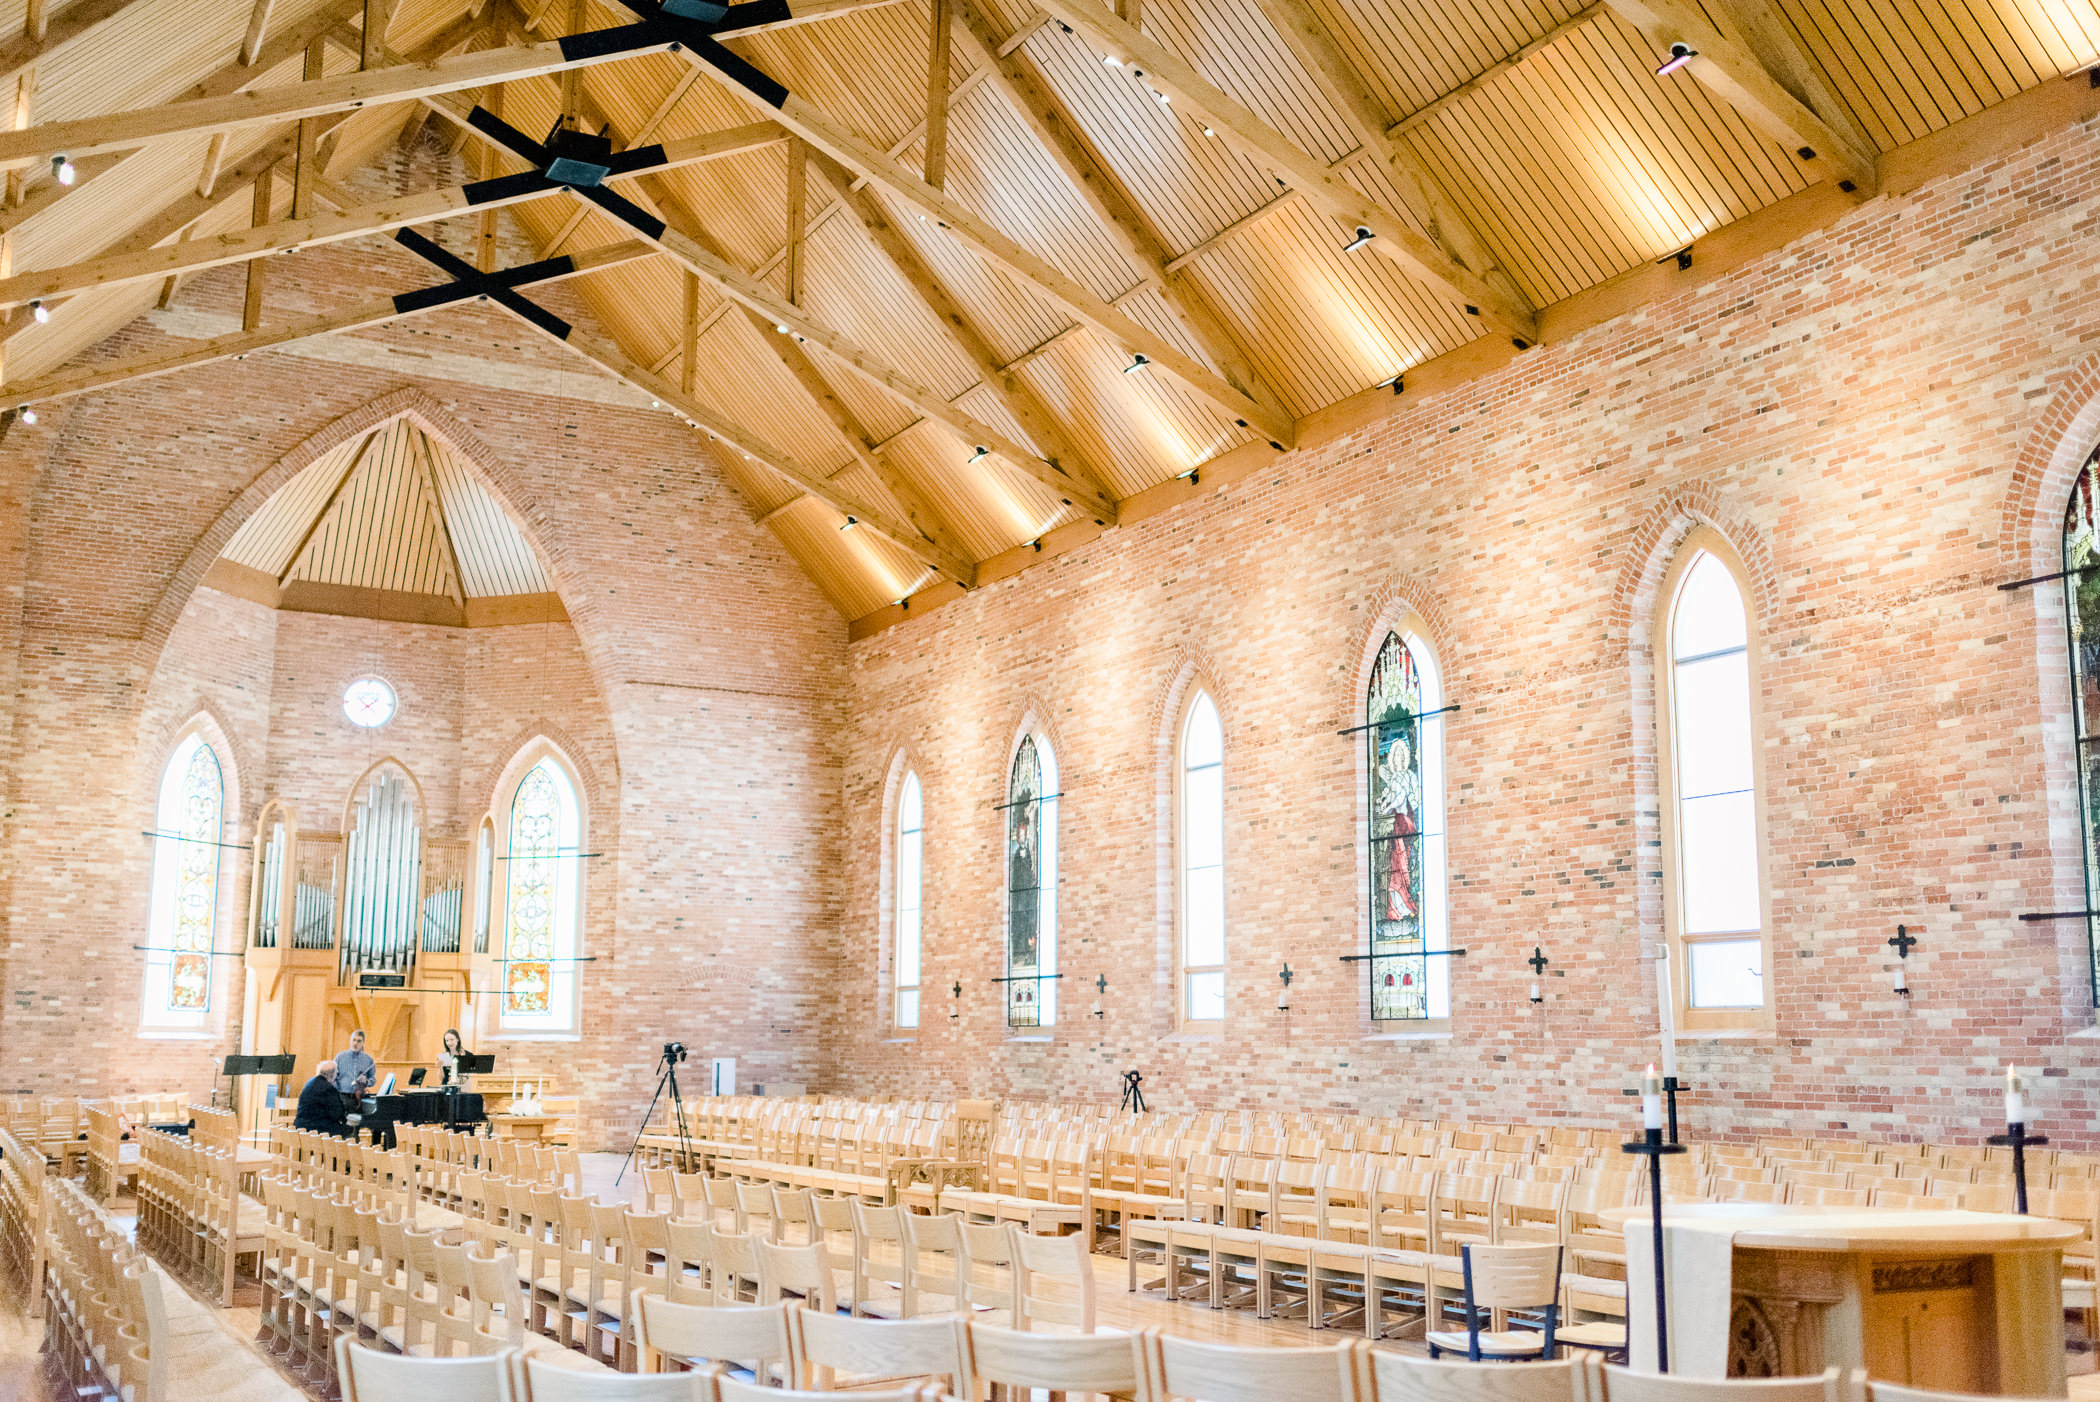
235 763 496 1143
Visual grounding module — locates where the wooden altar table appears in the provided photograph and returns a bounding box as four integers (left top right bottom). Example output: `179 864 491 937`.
1611 1203 2078 1396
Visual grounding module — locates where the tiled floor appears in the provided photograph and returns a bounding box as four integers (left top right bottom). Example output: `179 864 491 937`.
3 1153 2092 1401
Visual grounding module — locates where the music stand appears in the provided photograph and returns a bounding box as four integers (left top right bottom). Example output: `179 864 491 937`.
449 1054 495 1128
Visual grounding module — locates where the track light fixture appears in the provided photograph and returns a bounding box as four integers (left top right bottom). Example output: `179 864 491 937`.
1202 125 1216 137
774 323 790 334
1154 91 1170 106
30 300 47 324
1658 246 1693 270
1029 538 1042 552
1124 353 1151 374
1378 372 1404 394
1102 52 1121 66
51 155 73 185
840 515 859 531
1655 42 1697 76
1343 225 1375 252
967 445 989 463
1177 466 1200 485
17 405 34 424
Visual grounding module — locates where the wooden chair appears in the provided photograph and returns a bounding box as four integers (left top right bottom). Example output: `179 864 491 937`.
715 1376 935 1402
1865 1383 2006 1402
786 1305 966 1393
514 1352 702 1399
753 1237 839 1315
1371 1352 1595 1402
852 1201 911 1318
631 1293 794 1379
336 1337 511 1402
1138 1332 1371 1402
959 1319 1145 1401
1598 1364 1849 1402
1425 1244 1562 1362
1013 1222 1097 1332
711 1231 761 1305
958 1219 1019 1324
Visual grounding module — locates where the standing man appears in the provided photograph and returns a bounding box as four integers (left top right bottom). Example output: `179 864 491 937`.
295 1059 351 1137
332 1029 376 1103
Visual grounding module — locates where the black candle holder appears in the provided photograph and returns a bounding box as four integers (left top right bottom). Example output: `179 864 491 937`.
1662 1076 1690 1144
1622 1127 1690 1372
1985 1122 2048 1214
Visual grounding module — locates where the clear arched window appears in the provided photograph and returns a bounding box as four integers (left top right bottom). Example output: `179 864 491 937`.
143 732 223 1031
896 770 923 1029
2064 456 2100 1005
1367 633 1448 1021
1664 545 1768 1021
1181 692 1225 1023
1005 735 1057 1027
501 756 583 1032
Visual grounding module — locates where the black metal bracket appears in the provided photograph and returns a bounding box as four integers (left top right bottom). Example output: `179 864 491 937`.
2019 910 2094 921
990 790 1064 812
553 0 791 106
1336 702 1461 737
1998 564 2089 592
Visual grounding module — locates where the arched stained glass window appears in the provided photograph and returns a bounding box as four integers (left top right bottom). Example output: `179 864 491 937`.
1664 546 1767 1018
1005 736 1057 1027
143 732 223 1030
502 757 582 1031
2064 457 2100 1004
896 770 923 1029
1181 692 1225 1022
1367 634 1448 1020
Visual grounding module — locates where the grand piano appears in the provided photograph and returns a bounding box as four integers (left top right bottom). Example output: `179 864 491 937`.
357 1087 484 1147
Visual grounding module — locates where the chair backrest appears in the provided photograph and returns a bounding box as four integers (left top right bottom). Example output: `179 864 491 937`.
961 1319 1144 1398
712 1230 761 1304
788 1305 965 1393
1142 1332 1370 1402
1371 1353 1591 1402
1013 1225 1096 1332
630 1293 793 1377
516 1352 703 1400
336 1337 511 1402
1462 1242 1561 1313
715 1375 932 1402
662 1217 714 1306
755 1237 838 1314
958 1220 1017 1316
1600 1365 1846 1402
1866 1383 2004 1402
900 1208 970 1313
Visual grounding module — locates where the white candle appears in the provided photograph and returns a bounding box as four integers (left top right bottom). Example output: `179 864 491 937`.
1656 951 1679 1080
2005 1064 2025 1126
1893 963 1907 993
1642 1064 1663 1130
1530 981 1542 1003
1661 1029 1678 1081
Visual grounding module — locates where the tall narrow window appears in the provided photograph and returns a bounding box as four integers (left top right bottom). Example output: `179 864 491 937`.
1181 692 1225 1022
502 757 583 1032
896 770 923 1029
2064 455 2100 1005
143 732 223 1031
1367 633 1448 1021
1005 736 1057 1026
1664 546 1767 1019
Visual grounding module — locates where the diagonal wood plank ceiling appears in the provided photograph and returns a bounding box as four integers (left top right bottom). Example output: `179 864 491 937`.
0 0 2093 622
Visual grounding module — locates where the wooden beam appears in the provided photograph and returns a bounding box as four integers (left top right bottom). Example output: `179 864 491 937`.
408 424 467 606
197 131 226 197
697 64 1296 445
1030 0 1536 345
995 9 1048 55
1709 0 1876 182
948 0 1288 436
0 32 681 170
293 38 324 218
243 167 272 331
0 122 782 307
922 0 950 188
360 0 392 70
5 237 655 404
1162 187 1295 273
241 0 276 64
557 0 583 122
679 267 697 394
1603 0 1876 190
1388 3 1603 138
556 325 978 585
24 0 46 44
809 149 1118 521
0 148 116 233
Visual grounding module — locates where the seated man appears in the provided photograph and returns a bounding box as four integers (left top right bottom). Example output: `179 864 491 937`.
294 1058 352 1138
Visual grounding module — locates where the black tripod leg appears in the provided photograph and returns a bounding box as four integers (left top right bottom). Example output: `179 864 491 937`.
616 1063 674 1186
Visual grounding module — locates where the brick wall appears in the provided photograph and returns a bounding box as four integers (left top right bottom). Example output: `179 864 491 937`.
829 109 2100 1151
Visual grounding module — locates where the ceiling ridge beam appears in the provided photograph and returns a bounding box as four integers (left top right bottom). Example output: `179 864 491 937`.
1602 0 1876 191
0 122 780 309
678 41 1297 445
808 147 1120 523
2 237 656 404
1027 0 1536 344
1248 0 1534 332
409 423 469 606
948 0 1287 434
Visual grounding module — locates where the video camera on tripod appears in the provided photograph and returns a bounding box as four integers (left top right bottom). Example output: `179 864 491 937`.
662 1041 687 1064
618 1039 696 1185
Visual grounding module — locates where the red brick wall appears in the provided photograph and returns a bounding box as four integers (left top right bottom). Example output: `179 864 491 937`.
830 112 2100 1151
0 210 846 1133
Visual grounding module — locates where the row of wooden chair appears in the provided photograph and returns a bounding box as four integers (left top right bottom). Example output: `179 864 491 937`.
0 1122 48 1306
133 1126 262 1307
395 1124 584 1191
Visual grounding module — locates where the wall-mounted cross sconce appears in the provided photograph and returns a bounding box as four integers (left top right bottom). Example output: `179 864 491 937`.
950 978 962 1020
1093 973 1108 1019
1276 962 1294 1012
1889 925 1918 996
1528 946 1549 1003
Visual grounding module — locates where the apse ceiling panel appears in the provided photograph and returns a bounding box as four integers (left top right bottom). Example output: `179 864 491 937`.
289 421 455 597
424 434 555 598
1018 22 1294 255
220 436 368 577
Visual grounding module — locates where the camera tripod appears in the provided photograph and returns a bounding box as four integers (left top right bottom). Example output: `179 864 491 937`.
617 1043 695 1184
1119 1069 1147 1114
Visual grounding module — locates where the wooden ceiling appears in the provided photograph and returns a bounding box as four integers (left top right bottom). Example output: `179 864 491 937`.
0 0 2091 621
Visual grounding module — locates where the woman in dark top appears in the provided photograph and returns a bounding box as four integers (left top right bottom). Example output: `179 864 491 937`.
439 1027 471 1086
